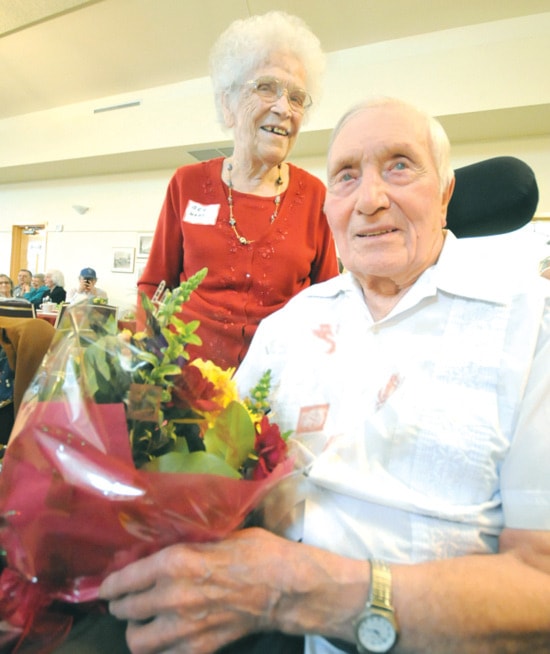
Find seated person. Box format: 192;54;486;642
0;316;55;443
12;269;32;299
96;98;550;654
0;274;14;298
0;286;34;313
44;269;67;304
67;267;108;305
0;343;15;442
24;273;50;308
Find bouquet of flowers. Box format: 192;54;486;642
0;268;292;652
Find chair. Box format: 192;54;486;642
0;300;36;319
0;298;36;318
0;316;55;443
447;156;539;238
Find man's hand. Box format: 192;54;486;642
99;529;294;654
99;527;370;654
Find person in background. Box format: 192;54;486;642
0;275;14;298
24;273;49;308
67;267;108;304
138;11;338;371
12;269;32;298
539;254;550;280
44;269;67;304
100;98;550;654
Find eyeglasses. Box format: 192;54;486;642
245;76;312;113
0;281;11;285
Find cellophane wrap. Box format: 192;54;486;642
0;306;294;652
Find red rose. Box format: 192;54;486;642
252;416;288;480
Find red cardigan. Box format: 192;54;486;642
138;157;338;369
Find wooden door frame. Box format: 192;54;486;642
10;224;46;280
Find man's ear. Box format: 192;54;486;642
441;175;456;228
221;92;235;128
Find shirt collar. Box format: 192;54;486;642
310;231;511;309
433;231;509;304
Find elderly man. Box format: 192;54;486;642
99;98;550;654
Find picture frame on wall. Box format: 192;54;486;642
112;247;135;273
137;233;153;258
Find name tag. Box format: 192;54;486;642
183;200;220;225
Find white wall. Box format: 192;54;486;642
0;170;172;312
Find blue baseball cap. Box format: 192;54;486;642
80;267;97;279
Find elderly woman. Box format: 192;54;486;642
24;273;49;308
138;11;339;370
44;269;67;304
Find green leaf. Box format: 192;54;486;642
173;436;191;454
203;401;255;471
153;364;184;380
136;350;162;367
143;450;241;478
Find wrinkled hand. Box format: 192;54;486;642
99;528;301;654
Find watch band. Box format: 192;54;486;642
369;559;393;611
326;559;396;653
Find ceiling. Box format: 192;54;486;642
1;0;549;181
2;0;550;119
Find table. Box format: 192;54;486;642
36;311;58;326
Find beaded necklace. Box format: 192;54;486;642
226;161;283;245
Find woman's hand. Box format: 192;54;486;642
99;527;370;654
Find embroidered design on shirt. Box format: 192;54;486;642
312;323;337;353
375;373;402;411
296;404;329;433
183;200;220;225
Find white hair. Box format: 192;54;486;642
328;96;454;193
46;269;65;287
209;11;325;126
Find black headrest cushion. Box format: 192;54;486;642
446;156;539;238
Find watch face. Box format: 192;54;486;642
357;613;397;653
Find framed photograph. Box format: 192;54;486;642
137;233;153;258
112;247;135;273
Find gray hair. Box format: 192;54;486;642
46;269;65;287
328;97;454;193
209;11;325;125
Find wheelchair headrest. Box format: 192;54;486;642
446;156;539;238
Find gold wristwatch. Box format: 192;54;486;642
354;559;398;653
